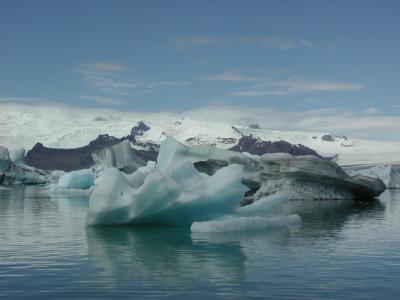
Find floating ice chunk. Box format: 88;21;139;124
58;169;94;190
87;161;248;225
0;146;12;172
137;160;156;176
1;145;52;185
92;140;145;174
158;137;385;202
9;148;25;165
48;182;93;195
237;191;301;216
344;164;400;189
191;215;301;233
156;136;244;172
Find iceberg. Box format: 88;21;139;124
9;148;25;165
0;146;12;172
87;137;385;227
92;140;145;173
343;164;400;189
158;137;385;202
58;168;95;190
0;145;56;185
87;160;247;225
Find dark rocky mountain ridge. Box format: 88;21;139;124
25;121;322;171
229;135;321;157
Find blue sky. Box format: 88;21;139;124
0;0;399;113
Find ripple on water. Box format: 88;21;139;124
1;187;400;299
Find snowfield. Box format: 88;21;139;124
0;103;399;166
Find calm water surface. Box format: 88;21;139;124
1;186;400;299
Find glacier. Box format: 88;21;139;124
86;137;385;227
1;103;399;166
0;145;59;185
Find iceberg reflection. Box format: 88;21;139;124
86;226;246;287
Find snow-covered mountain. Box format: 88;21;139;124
1;103;399;166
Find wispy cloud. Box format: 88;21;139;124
158;80;191;86
74;63;190;95
242;36;313;50
231;90;267;97
231;78;364;97
170;35;315;51
79;96;125;105
0;96;47;103
303;98;321;103
205;71;258;82
171;36;221;50
75;63;151;95
80;63;125;73
363;107;380;115
203;71;363;97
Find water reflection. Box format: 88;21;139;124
86;226;246;288
85;197;386;292
1;186;398;299
272;198;385;239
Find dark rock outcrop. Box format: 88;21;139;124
26;135;128;171
25;132;159;171
130;121;150;141
321;134;349;142
321;134;335;142
131;141;160;162
229;136;321;157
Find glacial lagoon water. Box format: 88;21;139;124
1;186;400;299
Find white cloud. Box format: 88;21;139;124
205;72;258;82
299;40;314;48
230;90;267;97
242;36;312;50
172;36;221;50
170;35;314;51
80;63;125;73
158;80;191;86
0;96;47;103
303;98;320;103
74;63;190;95
79;96;125;105
232;78;364;97
75;63;149;94
203;70;363;97
363;107;380;115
